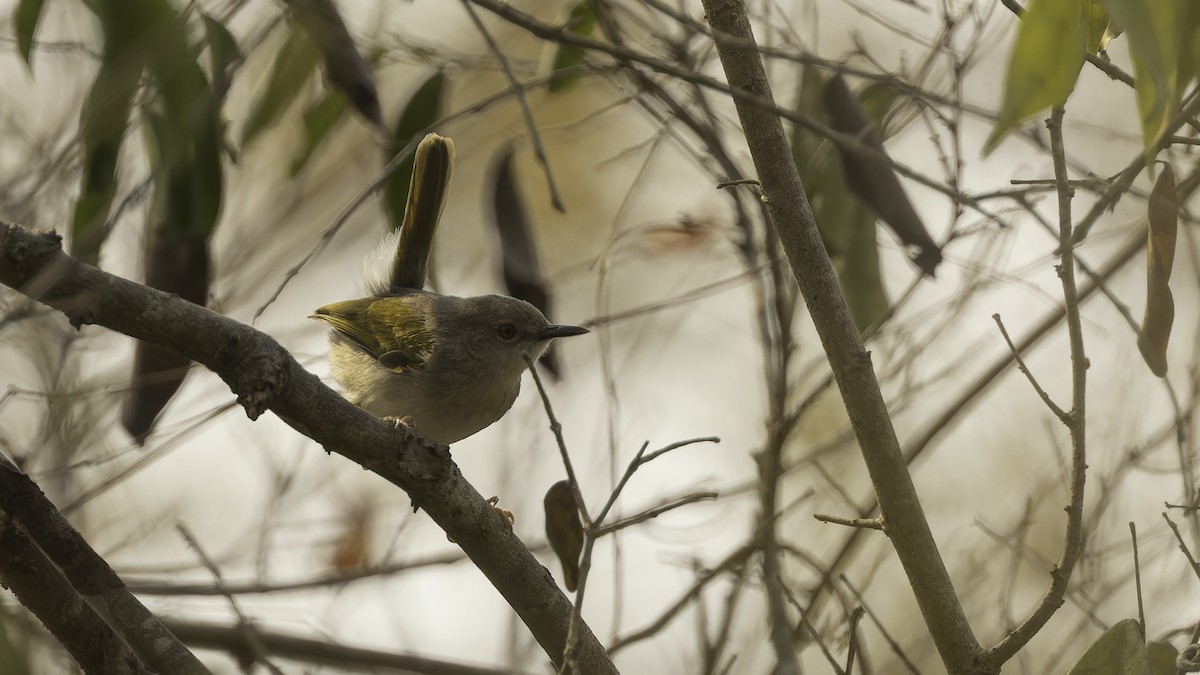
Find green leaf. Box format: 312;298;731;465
290;90;349;176
289;0;381;128
839;202;890;331
72;54;143;265
857;82;902;135
384;72;445;232
13;0;45;71
202;13;243;96
1101;0;1186;157
547;1;597;93
789;67;890;331
984;0;1086;154
1147;641;1180;675
241;24;321;147
1066;619;1150;674
1082;0;1113;53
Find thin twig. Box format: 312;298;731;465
992;313;1068;422
987;105;1091;666
609;545;755;655
698;0;983;669
842;576;922;674
813;514;885;531
594;491;719;536
460;0;564;211
798;612;846;675
845;606;866;675
523;353;589;673
524;354;590;522
178;525;284;675
1162;512;1200;582
1130;522;1145;637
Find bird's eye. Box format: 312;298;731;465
497;323;518;341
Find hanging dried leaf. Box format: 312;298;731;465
790;67;890;332
1137;163;1177;377
825;74;941;277
123;230;210;443
490;145;560;375
544;480;583;591
286;0;382;129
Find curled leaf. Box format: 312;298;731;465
1137;163;1177;377
544;480;583;591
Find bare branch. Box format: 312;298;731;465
0;223;616;675
992;313;1068;422
813;514;885;531
697;1;982;670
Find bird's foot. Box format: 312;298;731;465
382;415;417;433
487;496;515;531
383;415;443;455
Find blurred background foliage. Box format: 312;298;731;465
1;0;1200;672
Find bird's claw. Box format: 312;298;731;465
488;496;515;531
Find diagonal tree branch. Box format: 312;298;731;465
0;222;617;675
0;456;207;674
696;1;986;672
0;511;152;675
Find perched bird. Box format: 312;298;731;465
311;134;587;444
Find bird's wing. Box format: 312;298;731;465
311;297;434;373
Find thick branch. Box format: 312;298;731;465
0;223;616;675
697;2;985;672
0;516;151;674
0;458;206;673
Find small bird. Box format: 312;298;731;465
311;134;587;444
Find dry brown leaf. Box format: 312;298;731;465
1137;163;1178;377
543;480;583;591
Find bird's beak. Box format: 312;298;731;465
539;324;589;340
